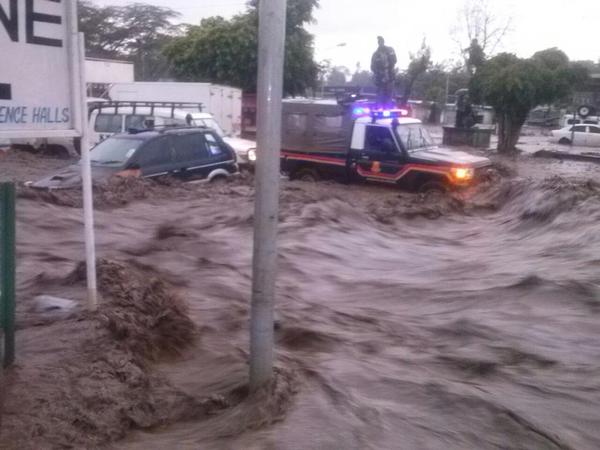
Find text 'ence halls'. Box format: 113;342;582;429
0;106;70;124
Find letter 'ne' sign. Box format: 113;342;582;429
0;0;83;137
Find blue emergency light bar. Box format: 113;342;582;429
352;107;410;119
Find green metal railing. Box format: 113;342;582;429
0;182;15;368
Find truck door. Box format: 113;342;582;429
355;125;404;181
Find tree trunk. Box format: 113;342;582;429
497;113;524;154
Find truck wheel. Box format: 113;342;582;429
419;181;448;194
294;168;320;182
558;137;571;145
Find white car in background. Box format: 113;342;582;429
551;124;600;147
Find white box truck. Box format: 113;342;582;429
108;82;243;137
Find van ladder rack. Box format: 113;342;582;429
88;101;204;118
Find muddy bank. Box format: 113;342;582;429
2;149;600;449
1;259;203;448
2;258;297;448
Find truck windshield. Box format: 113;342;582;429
396;124;435;152
193;117;225;137
90;137;144;166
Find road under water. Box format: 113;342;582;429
3;154;600;449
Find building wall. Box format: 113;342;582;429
85;58;135;84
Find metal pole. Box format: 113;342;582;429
68;0;97;310
78;32;98;310
1;183;16;368
571;111;576;146
250;0;287;390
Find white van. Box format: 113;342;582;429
10;98;108;157
11;101;256;166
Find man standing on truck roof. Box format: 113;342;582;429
371;36;397;106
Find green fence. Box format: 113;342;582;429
0;182;15;368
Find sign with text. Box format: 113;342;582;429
0;0;82;138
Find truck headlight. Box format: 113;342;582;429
247;148;257;162
451;167;474;181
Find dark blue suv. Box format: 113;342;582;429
32;127;238;189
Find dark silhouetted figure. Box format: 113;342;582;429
455;89;477;129
371;36;397;105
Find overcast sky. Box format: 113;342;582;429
96;0;600;70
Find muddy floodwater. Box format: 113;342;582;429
1;148;600;449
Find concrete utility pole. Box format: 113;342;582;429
249;0;287;390
68;1;98;310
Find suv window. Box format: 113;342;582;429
571;125;587;132
136;137;171;167
365;126;396;152
95;114;123;133
125;115;147;129
172;133;209;163
204;132;225;156
90;137;144;165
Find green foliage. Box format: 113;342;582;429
409;65;470;104
350;70;375;88
396;40;432;101
165;15;258;90
466;39;485;75
326;66;350;86
471;49;583;117
165;0;320;95
78;1;183;80
470;48;588;152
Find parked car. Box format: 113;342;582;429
551;124;600;147
89;103;257;167
30;127;238;189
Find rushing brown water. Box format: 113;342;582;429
2;151;600;449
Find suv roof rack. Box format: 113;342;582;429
89;101;204;118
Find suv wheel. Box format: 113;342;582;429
209;175;228;185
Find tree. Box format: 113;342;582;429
397;40;432;102
350;70;374;88
466;38;485;75
326;66;350;86
452;0;511;67
471;48;586;153
165;0;320;95
78;1;183;80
